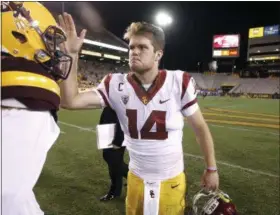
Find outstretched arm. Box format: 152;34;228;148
58;12;103;109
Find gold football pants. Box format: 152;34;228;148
126;171;186;215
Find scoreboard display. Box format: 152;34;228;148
212;34;240;58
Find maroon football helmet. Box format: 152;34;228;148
192;189;238;215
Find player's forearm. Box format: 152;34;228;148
195;123;217;168
60;53;79;108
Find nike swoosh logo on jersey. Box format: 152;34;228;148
171;184;180;189
159;99;170;104
147;182;156;185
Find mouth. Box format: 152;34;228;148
131;58;140;62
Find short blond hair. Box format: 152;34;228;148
123;22;165;51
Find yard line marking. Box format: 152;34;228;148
58;121;96;132
221;105;242;108
202;103;243;109
184;153;279;178
205;119;279;129
58;121;279;178
184;122;279;136
208;108;279;118
203;112;279;123
61;130;65;134
208;124;279;136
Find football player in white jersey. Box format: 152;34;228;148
59;13;219;215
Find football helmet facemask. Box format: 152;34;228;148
192;189;238;215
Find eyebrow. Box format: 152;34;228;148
129;43;149;49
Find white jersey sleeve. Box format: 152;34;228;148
95;73;113;108
176;71;199;117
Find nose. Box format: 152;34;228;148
130;48;140;56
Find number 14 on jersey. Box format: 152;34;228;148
126;109;168;140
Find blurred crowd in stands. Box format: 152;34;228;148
77;59;279;99
78;59;129;89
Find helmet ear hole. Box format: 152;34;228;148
12;31;27;43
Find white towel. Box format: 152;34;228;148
143;180;161;215
96;123;115;149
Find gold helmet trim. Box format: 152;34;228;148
2;71;60;96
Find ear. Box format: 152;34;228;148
155;50;163;62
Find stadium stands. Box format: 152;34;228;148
77;59;129;89
189;72;280;95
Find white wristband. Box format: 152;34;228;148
206;167;217;171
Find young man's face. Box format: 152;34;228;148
128;34;162;74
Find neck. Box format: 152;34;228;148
133;67;159;84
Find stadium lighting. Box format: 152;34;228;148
83;38;128;53
81;50;102;57
155;12;172;27
104;54;121;60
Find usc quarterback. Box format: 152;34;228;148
1;2;73;214
59;13;219;215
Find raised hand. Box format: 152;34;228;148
58;12;87;55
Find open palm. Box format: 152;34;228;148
58;13;87;55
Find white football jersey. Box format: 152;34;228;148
96;70;198;180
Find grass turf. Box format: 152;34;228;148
35;97;279;215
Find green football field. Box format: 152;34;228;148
35;97;279;215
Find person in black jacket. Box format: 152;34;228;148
99;106;129;201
